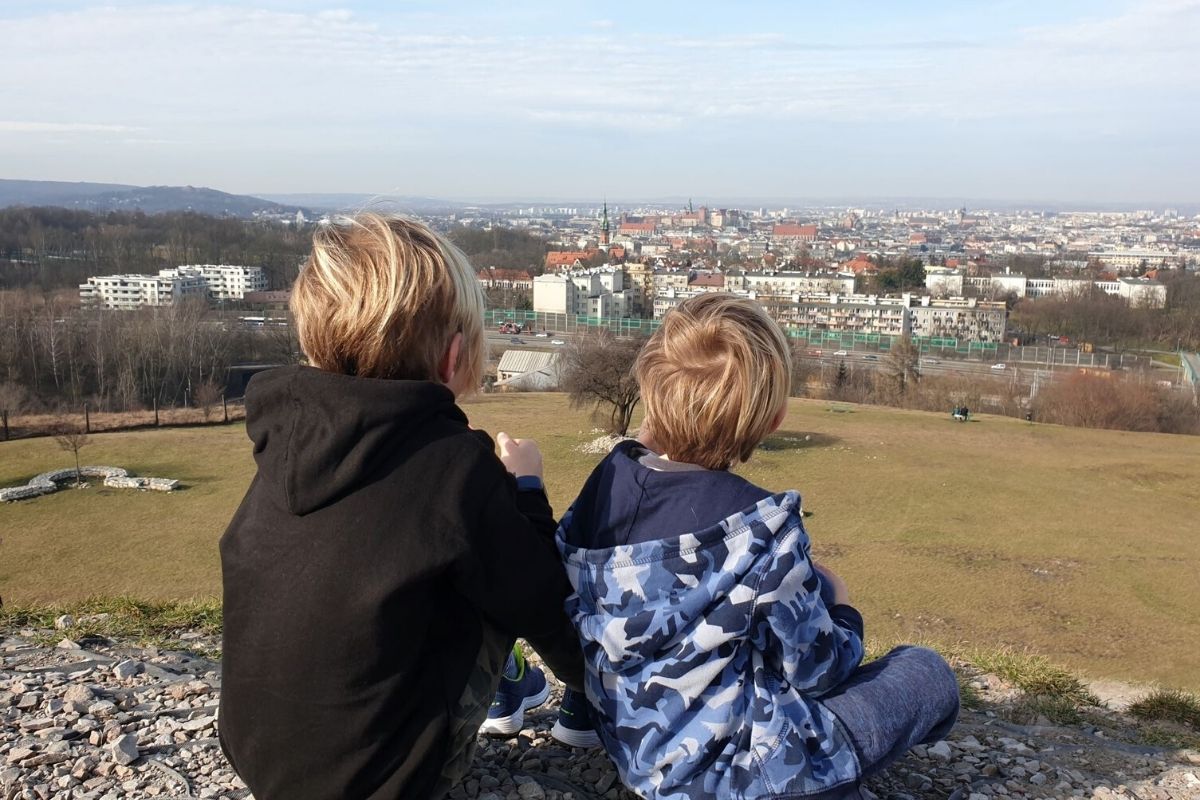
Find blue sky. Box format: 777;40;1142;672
1;1;1196;203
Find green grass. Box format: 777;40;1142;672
2;393;1199;691
965;648;1098;706
0;597;223;654
1129;689;1200;729
1151;352;1182;368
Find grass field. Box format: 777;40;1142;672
2;393;1198;690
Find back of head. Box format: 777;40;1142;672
290;213;484;388
636;293;791;470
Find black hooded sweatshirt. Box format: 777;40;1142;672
219;366;583;800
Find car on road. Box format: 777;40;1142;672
834;350;848;357
991;362;1007;370
550;339;565;345
534;332;549;337
922;357;939;364
864;355;878;361
806;349;822;356
509;337;523;344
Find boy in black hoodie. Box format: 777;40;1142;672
219;214;583;800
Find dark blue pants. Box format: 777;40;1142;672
815;645;960;798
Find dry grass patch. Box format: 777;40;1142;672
3;393;1198;692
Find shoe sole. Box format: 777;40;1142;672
478;683;551;736
549;720;601;748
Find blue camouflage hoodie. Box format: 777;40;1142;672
557;441;866;799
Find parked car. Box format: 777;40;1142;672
550;339;565;346
834;350;848;357
991;362;1007;370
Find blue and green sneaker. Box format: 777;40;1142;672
550;687;601;748
479;647;550;736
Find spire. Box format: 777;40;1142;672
600;199;610;245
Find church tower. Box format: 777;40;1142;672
600;200;611;246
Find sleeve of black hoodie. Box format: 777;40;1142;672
453;449;585;690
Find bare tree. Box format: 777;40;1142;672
884;336;921;399
560;330;645;436
52;415;90;486
194;380;223;421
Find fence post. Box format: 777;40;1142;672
2;410;7;442
154;398;160;427
222;395;229;423
84;403;90;433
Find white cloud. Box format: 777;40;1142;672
0;121;139;133
0;1;1194;197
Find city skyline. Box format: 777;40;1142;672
1;0;1197;204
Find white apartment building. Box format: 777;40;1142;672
1087;249;1179;270
732;271;856;295
80;264;268;309
171;264;268;301
909;296;1007;342
79;273;207;309
653;288;1007;342
533;266;631;318
927;268;1165;307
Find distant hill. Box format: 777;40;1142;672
0;179;312;219
257;192;471;213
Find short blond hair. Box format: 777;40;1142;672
636;293;791;470
290;213;484;388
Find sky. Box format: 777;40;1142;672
0;0;1197;204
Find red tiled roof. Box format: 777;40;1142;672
843;256;877;275
773;223;818;238
619;221;657;234
544;250;596;268
688;273;725;288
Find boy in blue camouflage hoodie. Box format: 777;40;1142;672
556;294;959;800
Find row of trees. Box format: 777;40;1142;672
558;332;1198;438
0;289;294;414
0;207;313;292
1009;273;1200;350
444;225;549;272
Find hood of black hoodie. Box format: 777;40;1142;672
244;365;464;516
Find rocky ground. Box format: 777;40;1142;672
2;622;1198;800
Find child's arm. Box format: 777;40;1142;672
450;433;584;687
751;525;864;697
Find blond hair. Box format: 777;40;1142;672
290;213;485;389
636;293;791;470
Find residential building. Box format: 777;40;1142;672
172;265;268;301
533;266;631;318
80;272;207;309
772;223;818;242
651;288;1007;342
736;271;855;296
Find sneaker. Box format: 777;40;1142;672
550;688;601;748
479;649;550;736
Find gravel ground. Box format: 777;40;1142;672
3;625;1198;800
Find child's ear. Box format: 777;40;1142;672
438;331;463;385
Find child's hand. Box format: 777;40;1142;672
812;561;851;606
497;432;543;479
